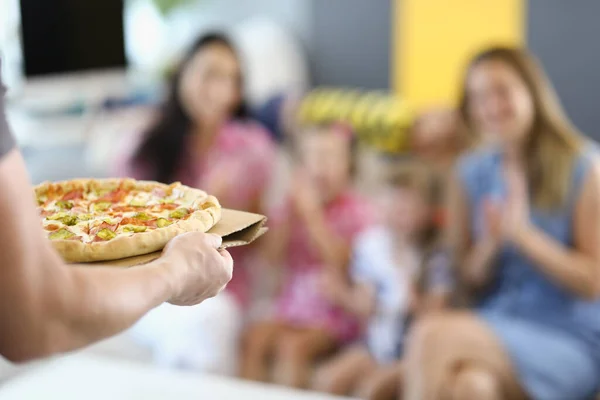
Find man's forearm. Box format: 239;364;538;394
60;258;176;348
0;249;176;362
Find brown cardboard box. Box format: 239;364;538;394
95;209;267;267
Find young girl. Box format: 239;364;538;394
312;162;453;400
241;123;374;388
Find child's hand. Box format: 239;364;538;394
503;162;530;240
482;198;503;243
407;285;420;314
482;163;530;243
291;171;321;220
319;269;349;306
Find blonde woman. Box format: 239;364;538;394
404;47;600;400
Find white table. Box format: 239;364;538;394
0;354;354;400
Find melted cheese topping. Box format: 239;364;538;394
40;182;204;243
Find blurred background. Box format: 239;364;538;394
2;0;598;184
0;0;600;182
1;1;600;399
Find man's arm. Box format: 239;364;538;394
0;151;232;362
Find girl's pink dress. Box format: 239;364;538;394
272;191;374;342
115;120;276;305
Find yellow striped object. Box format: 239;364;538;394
298;88;413;153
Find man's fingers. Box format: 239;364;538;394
218;249;234;267
204;233;223;249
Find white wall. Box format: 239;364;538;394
126;0;311;73
0;0;23;88
125;0;313;105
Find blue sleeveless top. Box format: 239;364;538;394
458;145;600;358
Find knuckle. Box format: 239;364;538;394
221;267;233;283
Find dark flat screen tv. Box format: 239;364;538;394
20;0;127;77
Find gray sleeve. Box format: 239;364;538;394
0;60;16;159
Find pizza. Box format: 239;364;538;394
34;178;221;263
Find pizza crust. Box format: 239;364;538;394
36;179;222;262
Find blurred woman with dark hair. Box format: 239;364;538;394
123;33;273;212
404;47;600;400
115;32;275;375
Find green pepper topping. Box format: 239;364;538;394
157;218;173;228
169;208;189;219
93;202;111;212
133;212;152;221
123;225;147;233
47;212;68;221
49;229;75;240
130;198;147;207
56;200;73;210
92;188;111;197
61;215;78;226
97;228;117;241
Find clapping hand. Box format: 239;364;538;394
483;161;530;243
319;269;350;306
291;170;321;221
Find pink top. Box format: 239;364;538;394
114;120;276;305
272;191;375;342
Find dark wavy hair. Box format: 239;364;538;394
132;32;248;184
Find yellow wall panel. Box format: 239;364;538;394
395;0;525;110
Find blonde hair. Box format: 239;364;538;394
386;162;440;205
385;161;441;248
386;162;446;297
459;47;583;209
410;107;473;156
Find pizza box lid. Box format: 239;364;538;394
96;209;267;268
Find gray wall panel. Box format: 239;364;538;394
310;0;392;89
528;0;600;140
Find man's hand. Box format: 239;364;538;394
163;233;233;306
